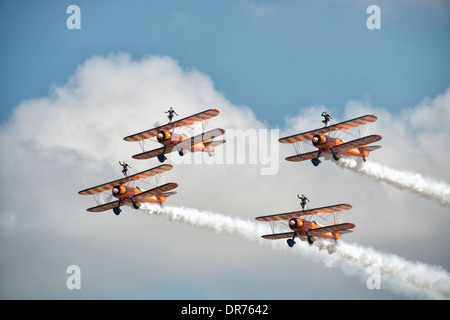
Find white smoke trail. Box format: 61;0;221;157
335;158;450;207
140;203;450;299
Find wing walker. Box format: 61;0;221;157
279;114;382;166
79;108;225;215
256;203;355;247
256;112;382;246
123;108;226;163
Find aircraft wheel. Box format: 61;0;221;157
287;239;296;248
131;199;140;210
113;207;121;216
332;152;340;161
157;154;166;163
178;150;184;156
311;158;321;166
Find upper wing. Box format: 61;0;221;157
285;150;319;162
131;145;176;160
279;114;378;144
255;204;352;222
87;200;120;213
177;128;226;149
308;223;355;237
261;232;295;240
78;164;173;195
123;109;220;142
333;135;382;153
132;182;178;201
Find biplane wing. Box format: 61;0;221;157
308;223;355;237
255;204;352;222
261;232;295;240
176;128;226;150
285;150;319;162
78;164;173;195
359;145;382;153
123;109;220;142
333;135;382;153
206;140;226;148
132;145;176;160
87;200;121;213
279;114;378;144
131;183;178;201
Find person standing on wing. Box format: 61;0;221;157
297;194;310;210
321;111;332;126
119;161;131;177
165;107;179;123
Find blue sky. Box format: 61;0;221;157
1;0;449;125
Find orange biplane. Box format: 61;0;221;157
123;109;226;163
279;114;382;166
78;164;177;215
256;204;355;247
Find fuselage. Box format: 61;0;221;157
112;185;166;208
157;130;215;153
289;217;340;242
311;134;369;158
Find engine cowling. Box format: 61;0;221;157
289;218;303;228
112;185;127;197
157;130;172;143
312;134;327;146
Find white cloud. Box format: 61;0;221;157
1;53;449;299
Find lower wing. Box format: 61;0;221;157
285;150;319;162
261;232;295;240
132;145;175;160
87;200;120;212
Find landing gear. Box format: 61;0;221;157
311;158;321;166
330;148;340;161
157;145;168;163
178;149;185;156
113;206;122;216
306;232;314;245
131;198;140;209
287;238;296;248
157;154;167;163
287;234;296;248
311;150;322;166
